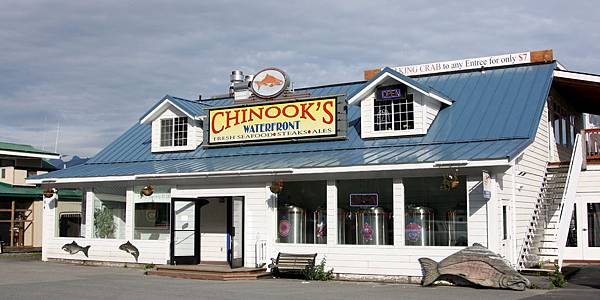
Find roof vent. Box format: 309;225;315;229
229;70;253;100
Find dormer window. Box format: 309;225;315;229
160;117;188;147
374;93;414;131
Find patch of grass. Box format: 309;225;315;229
144;263;155;270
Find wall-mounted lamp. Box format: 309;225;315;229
141;185;154;197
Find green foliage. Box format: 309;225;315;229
144;263;156;270
303;258;334;281
94;206;116;238
549;264;567;288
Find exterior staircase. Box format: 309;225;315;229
519;166;568;270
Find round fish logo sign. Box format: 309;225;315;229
251;68;289;99
279;219;291;238
406;222;422;242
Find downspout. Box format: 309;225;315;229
511;158;518;266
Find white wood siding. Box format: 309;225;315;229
578;169;600;194
467;176;488;246
508;102;550;263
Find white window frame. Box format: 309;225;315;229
160;117;188;148
374;94;415;132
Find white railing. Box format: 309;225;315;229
557;134;583;270
255;239;267;268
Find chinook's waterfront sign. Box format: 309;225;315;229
207;97;342;145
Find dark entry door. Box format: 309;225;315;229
227;196;244;268
170;198;200;265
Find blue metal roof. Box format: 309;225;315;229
33;62;556;180
140;95;209;121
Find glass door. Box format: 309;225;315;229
228;196;244;268
170;198;200;265
583;198;600;260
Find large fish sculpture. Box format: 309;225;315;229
253;74;283;90
119;241;139;262
419;243;529;291
62;241;91;257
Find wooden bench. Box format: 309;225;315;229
269;252;317;277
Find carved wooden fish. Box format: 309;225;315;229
254;74;283;90
419;243;529;291
119;241;139;262
62;241;90;257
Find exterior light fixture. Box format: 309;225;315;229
141;185;154;197
269;180;284;194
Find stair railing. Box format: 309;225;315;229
556;134;583;270
516;162;549;270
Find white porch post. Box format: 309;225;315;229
42;193;57;261
393;178;404;246
85;189;94;238
327;180;337;245
125;187;134;240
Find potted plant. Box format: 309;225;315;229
94;206;116;238
441;173;460;191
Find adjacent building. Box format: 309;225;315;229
0;142;80;252
28;50;600;280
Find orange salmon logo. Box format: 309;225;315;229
253;74;284;90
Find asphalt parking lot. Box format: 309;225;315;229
0;258;598;300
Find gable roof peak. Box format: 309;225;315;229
347;67;453;106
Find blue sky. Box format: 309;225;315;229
1;1;598;157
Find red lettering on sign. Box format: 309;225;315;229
265;106;281;119
211;111;225;134
300;103;316;121
282;104;299;118
322;100;334;124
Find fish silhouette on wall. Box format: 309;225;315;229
62;241;91;257
119;241;139;262
419;243;530;291
253;74;283;90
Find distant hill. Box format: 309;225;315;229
48;155;89;170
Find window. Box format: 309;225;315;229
1;168;4;179
27;170;37;178
92;187;126;239
276;181;327;244
374;94;414;131
566;204;577;247
502;205;508;240
337;179;393;245
160;117;188;147
55;193;85;238
134;186;171;240
404;177;467;246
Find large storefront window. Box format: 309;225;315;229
55;196;85;238
404;177;467;246
276;181;327;244
134;186;170;240
92;187;126;239
337;179;393;245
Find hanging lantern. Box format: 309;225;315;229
141;185;154;197
270;180;284;194
43;188;57;198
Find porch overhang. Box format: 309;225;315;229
553;70;600;114
26;158;510;185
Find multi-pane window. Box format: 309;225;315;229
374;94;414;131
174;117;188;146
160;117;187;147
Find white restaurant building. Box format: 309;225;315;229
29;50;600;280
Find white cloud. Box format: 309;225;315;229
0;0;598;156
